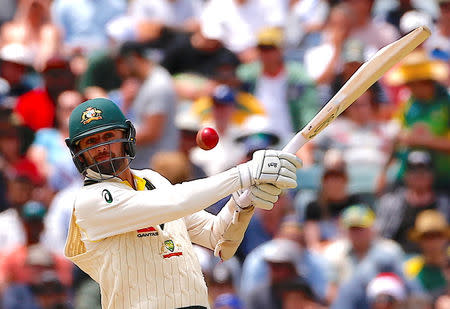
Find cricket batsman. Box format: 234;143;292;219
64;98;302;309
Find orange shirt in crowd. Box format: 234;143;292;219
0;245;72;287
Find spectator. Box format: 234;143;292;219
384;52;450;191
324;205;405;302
77;46;123;98
235;118;280;162
366;273;407;309
238;27;319;143
193;244;242;306
191;85;257;176
51;0;126;55
160;21;240;102
161;22;238;78
126;0;203;42
242;220;330;305
150;151;191;185
425;0;450;64
275;276;325;309
331;39;390;118
116;41;179;169
42;179;82;255
0;168;36;251
311;87;393;176
0;107;42;217
398;10;434;37
284;0;330;50
200;0;289;62
0;0;61;71
0;108;41;187
27;90;83;191
238;192;294;259
74;276;101;309
209;262;244;309
14;56;75;132
214;293;244;309
192;56;264;128
383;0;416;30
3;270;71;309
174;104;207;180
0;44;35;106
302;150;362;250
376;150;449;254
435;294;450;309
404;210;449;300
344;0;399;57
245;238;303;309
304;2;353;93
0;201;72;290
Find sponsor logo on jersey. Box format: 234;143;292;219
136;226;158;237
102;189;113;203
81;107;102;124
161;239;183;258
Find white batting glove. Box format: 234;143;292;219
237;150;302;190
232;184;282;210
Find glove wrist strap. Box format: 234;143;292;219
237;163;253;189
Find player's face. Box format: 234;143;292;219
79;130;126;175
405;80;435;101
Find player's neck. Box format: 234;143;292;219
120;168;136;190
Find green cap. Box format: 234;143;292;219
21;201;46;221
67;98;128;146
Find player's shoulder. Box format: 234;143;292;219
77;179;125;202
131;169;172;187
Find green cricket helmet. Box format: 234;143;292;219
65;98;136;180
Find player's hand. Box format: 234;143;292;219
237;150;302;189
232;184;282;210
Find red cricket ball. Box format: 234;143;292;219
196;127;219;150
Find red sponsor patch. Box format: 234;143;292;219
163;252;183;258
137;226;157;232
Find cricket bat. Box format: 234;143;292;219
282;26;431;154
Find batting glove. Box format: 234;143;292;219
237;150;302;190
232;184;282;210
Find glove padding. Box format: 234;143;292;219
232;184;282;210
237;150;302;189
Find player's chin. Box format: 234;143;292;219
94;159;127;175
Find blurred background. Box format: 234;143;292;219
0;0;448;308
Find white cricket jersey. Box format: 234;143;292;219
64;168;254;309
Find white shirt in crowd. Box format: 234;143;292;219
201;0;289;53
129;0;203;28
254;71;293;142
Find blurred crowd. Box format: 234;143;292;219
0;0;449;308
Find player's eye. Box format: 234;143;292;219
103;132;115;140
86;138;98;145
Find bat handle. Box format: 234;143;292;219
282;132;309;154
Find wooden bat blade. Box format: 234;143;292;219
283;26;431;153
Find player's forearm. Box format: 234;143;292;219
77;168;243;240
186;198;255;260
